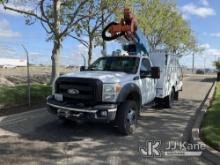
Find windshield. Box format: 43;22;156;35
88;57;140;74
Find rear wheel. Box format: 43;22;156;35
174;91;179;100
164;89;175;108
116;100;138;135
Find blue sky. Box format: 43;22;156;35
0;0;220;68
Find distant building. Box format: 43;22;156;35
0;58;27;68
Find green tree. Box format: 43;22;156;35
214;61;220;70
70;0;123;66
0;0;94;84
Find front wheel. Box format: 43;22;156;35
116;100;138;135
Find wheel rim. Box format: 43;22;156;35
126;108;136;127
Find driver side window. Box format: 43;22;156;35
140;59;151;73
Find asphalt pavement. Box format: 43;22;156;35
0;75;216;165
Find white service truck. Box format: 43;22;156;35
47;50;182;135
47;9;183;135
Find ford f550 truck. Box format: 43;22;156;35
47;9;183;135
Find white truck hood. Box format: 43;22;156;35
61;71;136;83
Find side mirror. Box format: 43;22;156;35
151;67;160;79
80;66;85;71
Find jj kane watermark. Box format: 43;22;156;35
139;139;205;158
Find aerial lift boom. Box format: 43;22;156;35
102;8;149;55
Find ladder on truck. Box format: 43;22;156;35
102;8;149;56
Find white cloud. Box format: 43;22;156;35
181;3;215;18
0;31;20;37
199;44;220;56
200;0;209;6
0;19;21;38
0;44;17;58
207;48;220;56
203;32;220;37
210;32;220;37
200;43;210;49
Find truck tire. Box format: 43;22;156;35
174;91;179;100
164;89;175;108
116;100;138;135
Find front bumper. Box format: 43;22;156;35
46;96;117;122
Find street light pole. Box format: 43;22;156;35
22;45;31;107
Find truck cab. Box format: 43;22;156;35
47;55;160;135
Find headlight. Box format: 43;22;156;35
102;83;122;102
103;84;115;93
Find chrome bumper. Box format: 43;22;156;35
46;96;117;122
47;102;117;113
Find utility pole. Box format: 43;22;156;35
22;45;31;107
192;52;195;74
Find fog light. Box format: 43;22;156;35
100;111;108;117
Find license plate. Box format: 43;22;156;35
54;93;63;102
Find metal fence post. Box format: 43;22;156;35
22;45;31;107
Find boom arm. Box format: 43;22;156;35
102;8;149;55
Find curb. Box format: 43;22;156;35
191;81;220;165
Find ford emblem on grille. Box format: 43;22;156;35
67;89;80;95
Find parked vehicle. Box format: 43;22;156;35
196;69;205;74
47;8;183;135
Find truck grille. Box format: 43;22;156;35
55;77;103;105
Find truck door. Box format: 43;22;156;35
140;58;156;104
